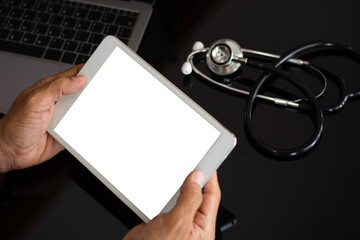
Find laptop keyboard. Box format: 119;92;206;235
0;0;139;64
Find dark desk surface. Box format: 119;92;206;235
2;0;360;239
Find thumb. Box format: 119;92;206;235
171;170;205;222
33;75;86;111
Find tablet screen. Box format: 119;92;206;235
54;47;221;220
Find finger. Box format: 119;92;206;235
58;64;85;77
30;75;86;112
122;223;145;240
170;170;205;223
32;64;84;89
195;172;221;226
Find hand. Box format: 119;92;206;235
0;65;86;173
123;171;221;240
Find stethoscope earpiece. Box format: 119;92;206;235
192;41;204;51
181;61;192;75
181;41;205;75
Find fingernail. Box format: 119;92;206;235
193;171;205;186
72;75;85;82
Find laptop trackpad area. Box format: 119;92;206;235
0;53;62;113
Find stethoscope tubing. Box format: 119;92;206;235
243;58;324;158
184;40;360;159
244;41;360;158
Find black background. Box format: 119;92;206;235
2;0;360;239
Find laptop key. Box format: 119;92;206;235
118;10;125;15
61;52;76;64
8;0;21;7
22;33;36;44
36;13;50;23
115;15;137;27
63;17;77;28
48;3;62;14
89;33;103;44
74;8;89;18
22;0;35;9
48;26;62;37
50;15;64;25
10;8;24;18
63;40;78;51
91;45;97;54
119;38;128;45
104;24;118;35
76;20;90;30
0;27;10;38
0;16;8;27
77;43;91;54
34;23;49;34
75;31;89;41
84;4;93;9
90;22;104;33
36;35;50;46
8;19;22;29
88;10;102;21
0;39;45;58
9;31;23;41
70;1;78;7
61;28;75;39
126;11;139;17
21;21;35;32
23;10;37;20
117;27;132;38
44;49;62;61
34;1;48;11
101;13;115;23
75;54;89;64
0;6;11;16
61;6;75;16
50;38;64;49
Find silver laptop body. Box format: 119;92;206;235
0;0;152;113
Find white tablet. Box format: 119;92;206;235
48;36;236;223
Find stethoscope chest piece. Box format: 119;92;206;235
206;39;243;75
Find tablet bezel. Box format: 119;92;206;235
48;36;236;223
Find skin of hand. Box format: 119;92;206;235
0;64;86;173
123;170;221;240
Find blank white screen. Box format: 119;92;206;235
54;47;221;220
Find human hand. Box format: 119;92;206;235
0;65;86;173
123;170;221;240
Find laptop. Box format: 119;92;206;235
0;0;153;113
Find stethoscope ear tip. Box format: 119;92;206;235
192;41;204;51
181;61;192;75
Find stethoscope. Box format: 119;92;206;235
182;39;360;159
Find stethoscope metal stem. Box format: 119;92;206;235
242;48;309;66
187;49;300;108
